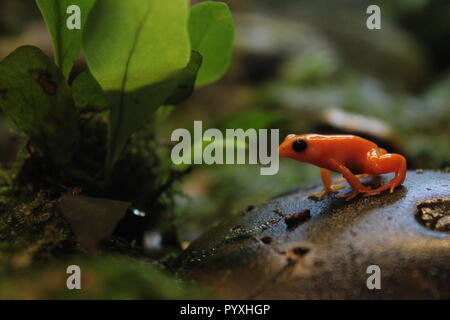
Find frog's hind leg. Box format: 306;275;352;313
308;168;345;200
363;149;407;196
335;165;373;200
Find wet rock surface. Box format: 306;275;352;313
177;171;450;299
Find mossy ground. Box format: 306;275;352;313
0;115;201;299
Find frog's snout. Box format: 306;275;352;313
279;134;298;158
278;143;289;158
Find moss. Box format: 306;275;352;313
0;114;195;298
0;187;77;270
177;216;282;272
224;217;282;243
4;114;185;242
0;180;205;299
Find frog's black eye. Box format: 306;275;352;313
292;139;307;152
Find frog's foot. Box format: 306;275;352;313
336;186;372;201
308;184;345;201
363;181;399;197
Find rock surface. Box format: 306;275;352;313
177;171;450;299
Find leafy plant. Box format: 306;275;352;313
189;1;234;87
0;0;234;172
0;46;80;165
35;0;95;79
0;0;234;253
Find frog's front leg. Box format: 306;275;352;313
362;148;407;196
308;168;345;200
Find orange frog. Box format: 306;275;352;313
278;134;407;200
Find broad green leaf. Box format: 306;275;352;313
189;1;234;87
108;79;177;168
71;69;109;111
165;50;203;105
36;0;95;79
0;46;80;165
83;0;190;92
83;0;191;169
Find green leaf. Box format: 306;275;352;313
0;46;80;165
189;1;234;87
83;0;190;92
83;0;191;169
71;69;109;111
35;0;95;79
165;50;203;105
155;105;175;123
108;79;177;168
60;195;130;251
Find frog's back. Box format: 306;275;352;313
308;134;377;152
307;134;378;173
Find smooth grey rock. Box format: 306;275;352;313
177;171;450;299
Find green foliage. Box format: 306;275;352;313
165;50;203;105
0;46;80;165
83;0;191;168
189;1;234;87
1;1;235;170
35;0;95;79
71;69;109;111
106;80;178;169
83;0;191;92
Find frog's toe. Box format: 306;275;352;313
330;184;346;192
363;191;381;197
389;184;398;193
336;190;360;201
363;182;399;196
308;184;346;201
308;190;327;201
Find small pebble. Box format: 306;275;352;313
285;209;311;230
435;216;450;232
